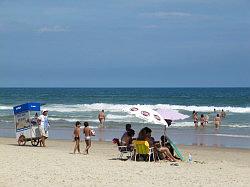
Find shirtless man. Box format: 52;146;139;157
214;114;221;129
83;122;92;154
98;110;105;128
73;121;81;154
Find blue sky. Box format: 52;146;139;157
0;0;250;87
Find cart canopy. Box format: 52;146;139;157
13;103;41;114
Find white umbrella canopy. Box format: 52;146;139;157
156;109;189;121
125;106;167;126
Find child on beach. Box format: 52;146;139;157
73;121;81;154
83;122;92;154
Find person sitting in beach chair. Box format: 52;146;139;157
121;124;134;142
112;128;135;160
121;129;135;150
134;127;155;161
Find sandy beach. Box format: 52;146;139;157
0;137;250;186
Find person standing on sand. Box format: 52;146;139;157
214;114;221;129
83;122;92;154
38;109;50;147
73;121;81;154
98;110;105;128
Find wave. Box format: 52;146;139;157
0;105;12;110
1;103;250;113
45;103;250;114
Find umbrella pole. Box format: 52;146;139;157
163;125;167;145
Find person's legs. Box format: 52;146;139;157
194;121;198;128
85;140;91;154
160;147;176;162
77;139;80;153
41;136;46;147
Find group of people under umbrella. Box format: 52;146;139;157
113;107;189;162
113;124;178;162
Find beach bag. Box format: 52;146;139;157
90;129;95;136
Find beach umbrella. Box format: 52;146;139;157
125;106;185;160
126;106;167;126
156;109;189;121
125;105;168;137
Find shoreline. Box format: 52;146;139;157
2;136;250;151
1;125;250;149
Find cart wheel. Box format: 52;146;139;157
18;135;26;146
31;138;39;146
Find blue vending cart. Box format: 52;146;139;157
13;103;41;146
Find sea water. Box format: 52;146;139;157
0;88;250;148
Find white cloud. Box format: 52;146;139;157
37;25;69;33
141;11;191;19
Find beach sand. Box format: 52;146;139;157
0;137;250;187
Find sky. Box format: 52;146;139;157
0;0;250;87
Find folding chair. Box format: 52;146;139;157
133;140;155;162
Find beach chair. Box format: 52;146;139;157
117;145;132;160
113;138;132;160
133;140;155;162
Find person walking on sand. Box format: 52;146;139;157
73;121;81;154
214;114;221;129
98;110;105;128
38;109;50;147
83;122;92;154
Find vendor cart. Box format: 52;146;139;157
13;102;41;146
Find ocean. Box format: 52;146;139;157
0;88;250;148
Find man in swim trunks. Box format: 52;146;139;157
98;110;105;128
214;114;221;129
73;121;81;154
83;122;92;154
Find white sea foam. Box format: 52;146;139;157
1;103;250;113
44;103;250;114
0;105;12;110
